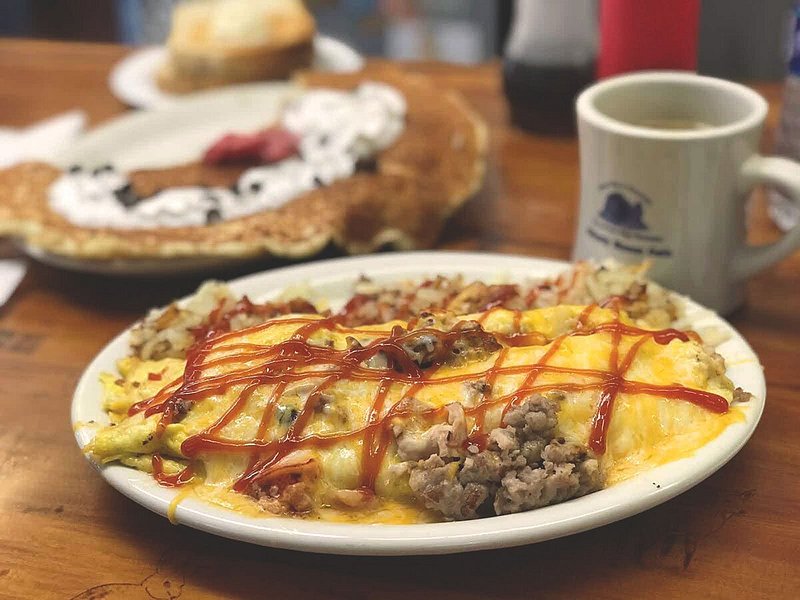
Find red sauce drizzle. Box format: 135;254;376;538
359;378;393;489
135;305;729;490
152;454;194;487
468;347;508;447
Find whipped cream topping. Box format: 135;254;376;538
48;83;406;230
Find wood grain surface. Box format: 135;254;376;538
0;40;798;600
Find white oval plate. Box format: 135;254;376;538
109;36;364;109
71;252;766;555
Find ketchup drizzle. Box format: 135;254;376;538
152;454;194;487
133;305;729;490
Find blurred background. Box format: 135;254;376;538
0;0;794;80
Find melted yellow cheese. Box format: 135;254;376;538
87;305;744;520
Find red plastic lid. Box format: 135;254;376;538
597;0;700;79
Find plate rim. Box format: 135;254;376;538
109;35;365;109
39;80;299;275
18;240;252;276
71;251;766;555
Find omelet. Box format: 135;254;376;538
85;303;746;522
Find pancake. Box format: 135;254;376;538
0;63;487;260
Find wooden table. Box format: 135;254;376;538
0;40;797;599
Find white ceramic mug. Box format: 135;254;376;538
574;71;800;314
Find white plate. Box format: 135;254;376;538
18;241;252;277
58;81;299;172
28;81;301;275
71;252;766;555
109;36;364;109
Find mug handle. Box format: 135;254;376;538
733;155;800;281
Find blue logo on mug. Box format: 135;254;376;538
585;182;671;258
599;190;648;230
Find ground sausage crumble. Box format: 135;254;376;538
404;395;603;520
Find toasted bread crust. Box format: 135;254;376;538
157;41;314;94
157;0;316;94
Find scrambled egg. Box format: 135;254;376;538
85;305;744;521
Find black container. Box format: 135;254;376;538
502;0;598;136
503;59;594;136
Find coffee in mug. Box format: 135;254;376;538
626;118;712;131
574;71;800;314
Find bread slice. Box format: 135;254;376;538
157;0;315;94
